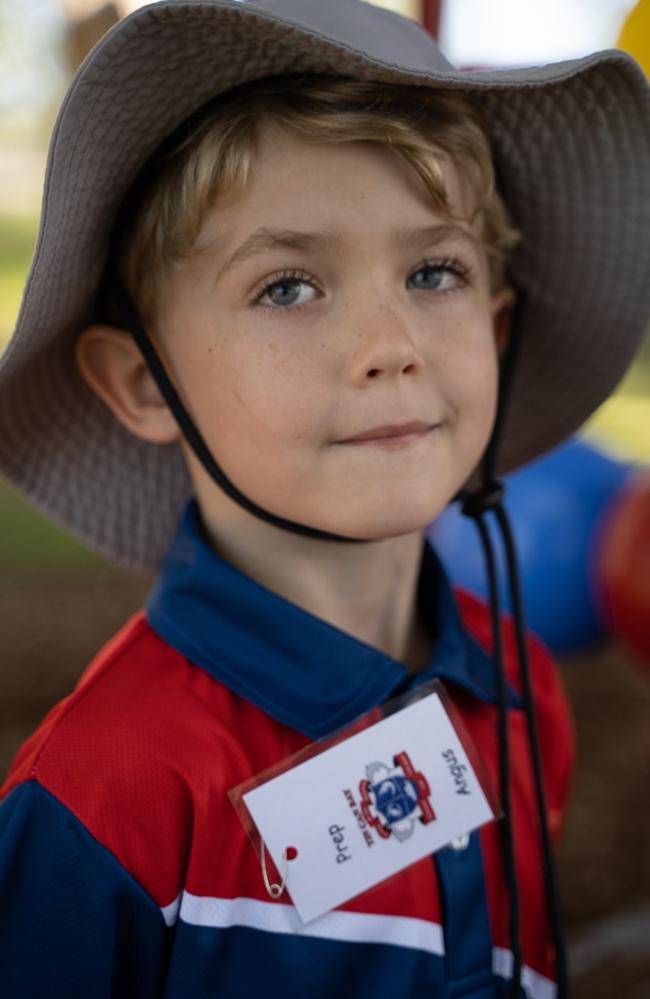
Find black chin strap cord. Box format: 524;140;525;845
103;275;568;996
458;483;568;998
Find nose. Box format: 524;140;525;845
346;298;423;387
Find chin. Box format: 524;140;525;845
322;498;452;541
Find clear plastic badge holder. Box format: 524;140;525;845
228;678;500;924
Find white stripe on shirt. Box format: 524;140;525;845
163;890;444;956
161;892;556;997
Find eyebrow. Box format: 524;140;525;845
211;222;482;285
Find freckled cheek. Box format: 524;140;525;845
438;336;499;424
201;341;333;443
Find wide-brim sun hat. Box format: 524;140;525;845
1;0;649;571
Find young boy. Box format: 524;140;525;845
1;1;648;996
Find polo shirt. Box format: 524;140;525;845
0;499;574;998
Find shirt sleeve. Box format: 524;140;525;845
0;780;171;999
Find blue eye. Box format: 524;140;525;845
408;258;470;292
256;272;318;311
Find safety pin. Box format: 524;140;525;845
260;840;289;900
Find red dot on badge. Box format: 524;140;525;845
286;846;298;861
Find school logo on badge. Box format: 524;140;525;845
359;751;435;842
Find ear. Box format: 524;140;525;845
75;325;181;445
490;285;516;358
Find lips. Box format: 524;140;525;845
336;421;437;443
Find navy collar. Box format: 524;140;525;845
146;500;521;739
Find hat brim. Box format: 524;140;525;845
1;0;649;569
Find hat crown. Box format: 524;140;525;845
235;0;455;75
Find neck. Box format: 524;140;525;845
198;504;433;673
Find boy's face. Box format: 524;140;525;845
129;126;513;539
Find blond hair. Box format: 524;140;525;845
116;73;521;327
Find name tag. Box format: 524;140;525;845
229;680;497;923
